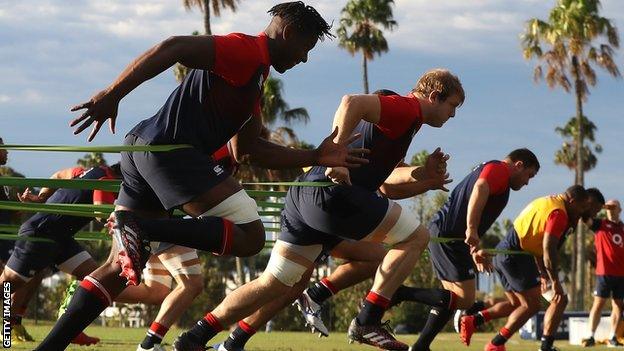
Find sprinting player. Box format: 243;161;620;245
0;136;40;343
172;69;463;351
4;164;205;350
583;199;624;348
0;164;120;345
457;188;605;349
481;186;591;351
413;148;540;350
40;3;368;349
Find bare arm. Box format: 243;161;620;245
331;94;381;143
465;179;490;249
71;35;217;141
230;116;368;169
19;167;78;203
542;234;561;283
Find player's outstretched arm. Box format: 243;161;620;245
70;35;217;141
231;117;369;170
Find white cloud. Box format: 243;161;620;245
0;95;11;103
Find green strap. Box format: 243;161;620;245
0;177;289;198
0;177;120;192
242;182;333;187
0;144;193;153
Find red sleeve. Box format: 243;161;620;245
93;176;117;204
376;95;421;139
71;167;85;178
213;33;266;87
544;209;568;239
478;163;510;195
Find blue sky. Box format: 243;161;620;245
1;0;623;221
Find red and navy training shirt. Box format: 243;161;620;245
432;161;511;239
303;93;423;191
130;33;271;154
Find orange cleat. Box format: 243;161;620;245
460;314;476;346
484;342;506;351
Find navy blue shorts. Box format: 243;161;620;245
428;224;475;282
0;240;15;262
278;184;389;247
6;231;87;278
594;275;624;299
117;134;230;211
493;250;540;293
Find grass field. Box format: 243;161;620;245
7;322;612;350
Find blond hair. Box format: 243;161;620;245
412;69;465;104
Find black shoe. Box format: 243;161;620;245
582;336;595;347
173;332;208;351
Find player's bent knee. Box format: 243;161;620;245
383;207;424;247
265;241;319;287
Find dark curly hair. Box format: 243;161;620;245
268;2;334;41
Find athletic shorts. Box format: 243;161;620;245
278;184;390;247
594;275;624;299
117;134;230;211
6;230;88;279
493;248;540;293
0;239;15;262
428;223;475;282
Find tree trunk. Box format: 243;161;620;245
203;0;211;35
572;55;586;310
235;257;245;286
362;54;369;94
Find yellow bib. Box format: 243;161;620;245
513;195;567;256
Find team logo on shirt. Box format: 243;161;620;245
611;233;623;247
213;165;224;176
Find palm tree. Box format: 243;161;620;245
337;0;397;94
182;0;239;35
175;0;240;82
76;152;107;168
554;115;602;171
521;0;620;309
236;76;310;186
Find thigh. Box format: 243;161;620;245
441;279;476;302
264;240;320;287
330;240;386;262
6;236;58;279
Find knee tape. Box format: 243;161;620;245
143;261;174;288
58;251;92;275
161;250;202;276
200;189;260;224
265;241;321;287
384;202;421;245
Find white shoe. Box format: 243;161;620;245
293;290;330;337
137;344;167;351
453;309;465;333
213;342;245;351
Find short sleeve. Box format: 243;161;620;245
478;163;511;195
544;209;569;239
376;95;421;139
213;33;266;87
71;167;85;178
93;176;117;204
